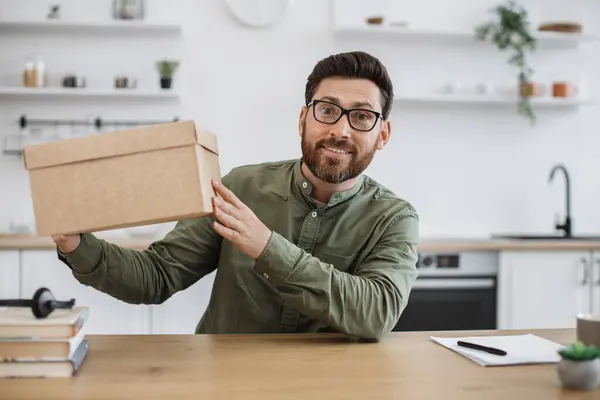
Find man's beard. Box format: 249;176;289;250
301;121;378;184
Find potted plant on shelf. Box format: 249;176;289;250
47;5;60;20
156;60;179;90
557;341;600;390
474;0;537;124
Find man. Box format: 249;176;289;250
53;51;419;341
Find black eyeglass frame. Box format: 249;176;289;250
306;99;383;132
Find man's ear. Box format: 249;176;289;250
377;120;391;150
298;106;307;137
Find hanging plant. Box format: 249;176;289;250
475;0;537;124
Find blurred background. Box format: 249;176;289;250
1;0;597;238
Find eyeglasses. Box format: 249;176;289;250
306;100;382;132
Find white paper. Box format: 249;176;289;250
430;333;564;367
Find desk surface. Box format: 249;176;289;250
5;234;600;252
0;329;593;399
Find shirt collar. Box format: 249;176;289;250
292;158;364;207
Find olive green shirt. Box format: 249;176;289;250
58;158;419;340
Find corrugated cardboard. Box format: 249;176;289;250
23;120;221;236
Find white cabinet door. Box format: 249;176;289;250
589;251;600;315
151;271;215;334
20;251;151;335
498;251;592;329
0;251;20;299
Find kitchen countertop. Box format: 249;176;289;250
2;234;600;251
0;329;584;399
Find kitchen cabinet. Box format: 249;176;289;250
498;250;595;329
590;255;600;315
16;250;216;335
20;251;151;334
0;250;20;299
151;271;215;334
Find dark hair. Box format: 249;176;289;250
304;51;394;120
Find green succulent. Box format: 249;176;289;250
156;60;179;78
558;342;600;362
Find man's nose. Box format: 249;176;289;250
328;114;352;139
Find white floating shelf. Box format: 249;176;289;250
394;94;593;107
334;25;596;47
0;87;179;100
0;19;181;33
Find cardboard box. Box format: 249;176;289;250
23;120;221;236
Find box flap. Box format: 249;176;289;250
23;120;219;170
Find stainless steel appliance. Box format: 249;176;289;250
393;251;499;332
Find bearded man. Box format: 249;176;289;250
53;51;419;341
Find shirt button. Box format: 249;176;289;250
311;211;317;217
302;182;308;189
263;273;269;279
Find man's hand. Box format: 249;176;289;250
211;180;272;260
52;234;81;254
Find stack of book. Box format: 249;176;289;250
0;306;89;378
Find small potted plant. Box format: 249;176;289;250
47;5;60;20
475;0;537;124
557;341;600;390
156;60;179;90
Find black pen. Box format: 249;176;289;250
457;340;507;356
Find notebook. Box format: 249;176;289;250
430;333;564;367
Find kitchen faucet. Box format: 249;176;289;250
548;163;572;237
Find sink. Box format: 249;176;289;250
491;233;600;241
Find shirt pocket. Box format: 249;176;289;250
314;250;359;273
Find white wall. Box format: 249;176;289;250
0;0;599;238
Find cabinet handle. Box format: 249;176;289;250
596;259;600;285
581;257;589;285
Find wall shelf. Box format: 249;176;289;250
0;87;179;100
0;19;181;34
333;25;596;48
393;94;593;108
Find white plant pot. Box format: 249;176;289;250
557;358;600;390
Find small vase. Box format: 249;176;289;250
520;82;544;98
160;78;172;89
557;358;600;390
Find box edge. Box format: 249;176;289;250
23;120;206;170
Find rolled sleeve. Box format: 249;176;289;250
57;233;103;274
253;231;301;287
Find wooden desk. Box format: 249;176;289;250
0;329;594;399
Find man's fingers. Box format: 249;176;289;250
212;198;242;228
212;180;245;209
213;202;239;230
213;196;240;219
212;220;238;240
